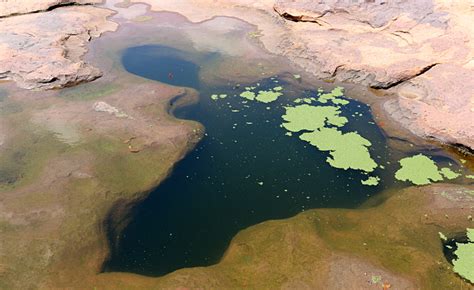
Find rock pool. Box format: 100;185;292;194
102;44;466;277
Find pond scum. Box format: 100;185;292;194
211;80;474;282
211;82;472;187
440;228;474;283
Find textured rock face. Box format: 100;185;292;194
271;0;474;149
0;5;117;90
274;0;443;28
0;0;101;17
384;64;474;149
131;0;474;150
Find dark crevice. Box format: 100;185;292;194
0;1;95;19
371;63;439;89
449;142;474;156
273;7;325;26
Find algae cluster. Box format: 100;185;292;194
361;176;380;186
210;81;472;188
300;128;377;172
394;154;465;185
282;105;347;132
281;86;379;181
451;228;474;283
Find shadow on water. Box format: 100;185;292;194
122;45;202;90
104;45;402;277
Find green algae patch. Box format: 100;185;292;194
394;154;443;185
439;232;447;241
467;228;474;241
440;167;461;180
453;243;474;283
452;228;474;283
255;90;282;103
300;127;378;172
332;98;350;105
282;105;348;132
361;176;380;186
465;175;474;179
240;91;256;101
318;86;345;104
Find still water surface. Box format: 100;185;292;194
105;44;402;276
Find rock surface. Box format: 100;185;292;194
0;0;101;17
132;0;474;150
385;64;474;149
0;4;117;90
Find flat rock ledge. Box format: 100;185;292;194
0;0;101;18
272;0;474;151
0;2;117;90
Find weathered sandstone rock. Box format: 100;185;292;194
132;0;474;150
0;0;101;17
0;5;117;90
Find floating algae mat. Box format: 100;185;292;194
441;228;474;283
104;45;468;277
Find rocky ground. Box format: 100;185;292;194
0;0;473;289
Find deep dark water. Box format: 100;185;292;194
104;45;400;277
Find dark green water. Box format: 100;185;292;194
104;45;397;276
